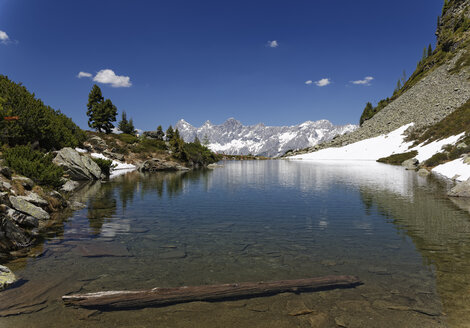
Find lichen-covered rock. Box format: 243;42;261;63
53;147;101;180
18;193;48;208
139;158;189;172
0;265;16;290
448;178;470;197
9;196;50;220
402;158;419;170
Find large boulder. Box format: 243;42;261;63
5;206;38;229
448;178;470;197
9;196;50;220
0;215;32;253
139;158;189;172
0;265;17;290
402;158;419;170
53;147;101;180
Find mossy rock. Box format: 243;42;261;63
0;265;17;290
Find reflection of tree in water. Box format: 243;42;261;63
358;185;470;328
86;184;117;235
109;169;213;207
81;169;213;234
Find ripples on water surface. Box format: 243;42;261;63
2;160;470;327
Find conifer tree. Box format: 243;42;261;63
194;135;201;145
427;44;433;57
118;111;136;135
165;125;174;141
86;84;117;134
156;125;164;140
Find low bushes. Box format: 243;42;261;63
92;157;114;177
3;145;64;188
377;151;418;165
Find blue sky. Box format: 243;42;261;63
0;0;443;130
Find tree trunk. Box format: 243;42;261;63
63;275;361;310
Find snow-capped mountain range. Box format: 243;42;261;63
175;118;357;157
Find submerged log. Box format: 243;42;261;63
62;275;361;310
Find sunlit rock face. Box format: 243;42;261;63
175;118;357;157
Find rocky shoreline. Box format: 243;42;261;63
0;133;197;290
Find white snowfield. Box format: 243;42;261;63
89;152;137;178
289;123;470;181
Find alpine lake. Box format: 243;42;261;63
1;160;470;328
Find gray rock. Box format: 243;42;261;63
103;151;125;161
53;148;102;180
0;166;12;180
0;265;17;290
9;196;50;220
88;136;107;152
448;178;470;197
418;168;430;176
61;179;80;192
139;158;190;172
1;181;12;191
0;215;32;253
12;176;34;190
0;192;11;207
464;154;470;164
402;158;419;170
18;193;48;208
457;142;468;149
5;206;38;229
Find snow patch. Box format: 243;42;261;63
90;153;136;178
432;158;470;181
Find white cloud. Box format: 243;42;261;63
315;78;331;87
93;69;132;88
0;30;10;43
267;40;279;48
305;80;313;85
77;71;92;78
351;76;374;85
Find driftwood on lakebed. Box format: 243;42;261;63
62;275;361;310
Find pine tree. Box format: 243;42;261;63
194;136;201;145
156;125;164;140
118;111;129;132
427;44;433;57
202;134;210;146
118;111;136;135
86;84;117;134
422;46;427;62
401;70;407;86
165;125;174;141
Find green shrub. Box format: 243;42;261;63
132;138;168;153
0;75;86;150
117;133;139;144
377;151;418;165
182;142;220;166
3;145;64;188
92;157;114;177
424;152;449;167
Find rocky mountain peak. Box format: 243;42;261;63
175;118;357;157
